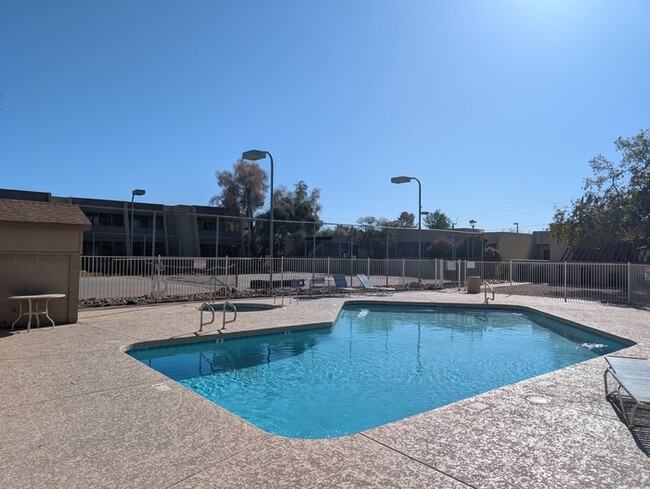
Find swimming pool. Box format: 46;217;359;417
128;303;627;439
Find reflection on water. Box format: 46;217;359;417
131;328;331;380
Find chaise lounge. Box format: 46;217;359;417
333;274;356;295
356;274;395;295
604;356;650;427
309;276;326;298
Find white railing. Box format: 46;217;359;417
79;256;650;306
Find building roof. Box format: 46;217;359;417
0;199;91;228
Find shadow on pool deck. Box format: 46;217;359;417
608;397;650;457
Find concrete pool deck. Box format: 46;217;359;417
1;291;649;488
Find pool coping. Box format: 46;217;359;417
2;291;649;488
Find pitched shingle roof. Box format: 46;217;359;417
0;199;91;228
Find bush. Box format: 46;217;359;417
484;246;502;262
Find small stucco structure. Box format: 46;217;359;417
0;200;91;329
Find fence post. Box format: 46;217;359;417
281;256;284;285
457;259;461;290
327;257;330;277
225;256;230;288
402;258;405;287
627;262;631;305
564;261;567;302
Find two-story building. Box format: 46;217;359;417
0;188;242;257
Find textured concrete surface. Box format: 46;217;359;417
1;290;649;488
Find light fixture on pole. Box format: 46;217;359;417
130;188;146;256
468;219;477;260
242;149;274;290
391;175;423;283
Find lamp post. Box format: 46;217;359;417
130;189;145;256
468;220;477;260
391;175;423;283
513;222;519;233
242;149;274;290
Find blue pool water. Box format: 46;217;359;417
129;303;626;439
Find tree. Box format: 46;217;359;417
355;216;398;258
256;180;322;256
317;224;351;238
210;159;268;256
454;237;484;260
426;237;452;258
424;210;453;230
551;129;650;248
396;211;415;227
484;246;502;262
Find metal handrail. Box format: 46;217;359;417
199;302;215;331
199;301;237;331
210;276;236;298
483;280;495;304
222;301;237;329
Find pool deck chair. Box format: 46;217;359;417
333;275;356;295
309;276;326;298
356;274;395;295
604;356;650;428
276;278;302;305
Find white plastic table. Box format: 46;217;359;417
9;294;66;332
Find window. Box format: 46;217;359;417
200;244;215;256
134;217;150;229
199;219;216;231
86;213;100;226
99;214;113;226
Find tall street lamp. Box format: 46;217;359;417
468;219;477;260
242;149;274;290
391;175;423;283
130;189;146;256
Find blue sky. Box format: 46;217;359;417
1;0;648;232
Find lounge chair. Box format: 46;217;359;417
309;276;326;298
275;278;302;305
333;275;356;295
356;274;395;295
604;356;650;427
